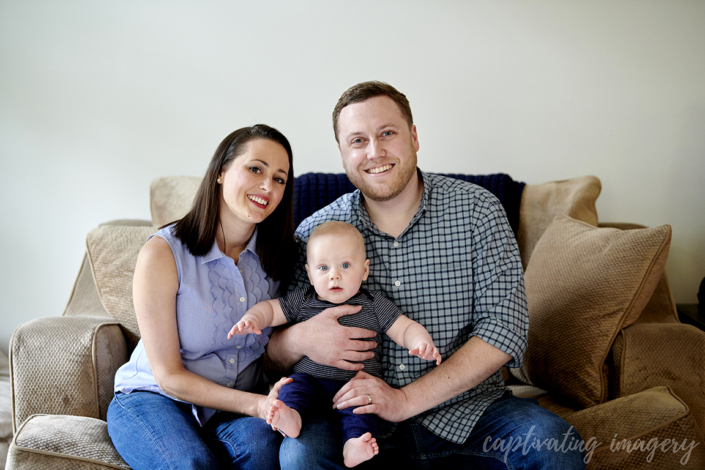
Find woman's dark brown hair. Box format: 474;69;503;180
172;124;296;292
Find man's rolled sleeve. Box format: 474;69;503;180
469;194;529;369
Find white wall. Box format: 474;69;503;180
1;1;703;354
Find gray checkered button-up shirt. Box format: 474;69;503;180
291;170;528;444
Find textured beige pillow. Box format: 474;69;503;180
517;176;601;270
86;225;155;349
514;216;671;408
150;176;202;227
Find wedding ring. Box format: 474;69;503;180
366;394;372;405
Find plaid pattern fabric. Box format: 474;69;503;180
291;171;528;445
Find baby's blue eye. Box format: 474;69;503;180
341;263;350;269
319;266;328;272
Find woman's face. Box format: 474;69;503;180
218;138;290;228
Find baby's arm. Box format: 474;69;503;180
386;315;442;365
227;299;289;338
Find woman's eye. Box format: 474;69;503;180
274;177;286;185
341;263;350;269
249;166;262;174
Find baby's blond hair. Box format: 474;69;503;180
307;221;365;260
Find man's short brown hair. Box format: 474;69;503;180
332;81;413;142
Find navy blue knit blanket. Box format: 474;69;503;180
293;173;525;236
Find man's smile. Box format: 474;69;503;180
365;164;394;175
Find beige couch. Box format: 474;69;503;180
7;175;705;469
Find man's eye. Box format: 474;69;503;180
341;263;350;269
352;138;363;145
382;130;394;136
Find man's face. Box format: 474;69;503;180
336;96;419;202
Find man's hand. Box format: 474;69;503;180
332;371;413;423
288;304;377;371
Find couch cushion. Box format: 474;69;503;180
513;216;671;408
86;226;155;349
7;414;129;470
150;176;201;227
565;386;705;469
517;175;601;269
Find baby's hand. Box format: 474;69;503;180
409;342;442;365
227;319;262;339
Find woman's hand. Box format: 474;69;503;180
257;376;293;420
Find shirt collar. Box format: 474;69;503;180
201;226;259;264
355;168;430;238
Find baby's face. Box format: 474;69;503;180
305;232;369;304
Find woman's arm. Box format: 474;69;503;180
134;236;285;419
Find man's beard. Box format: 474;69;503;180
346;153;418;202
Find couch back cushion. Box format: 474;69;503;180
149;173;526;233
86;225;155;349
512;216;671;408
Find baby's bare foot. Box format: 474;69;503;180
343;432;379;467
266;400;301;438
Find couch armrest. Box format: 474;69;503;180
10;316;128;433
610;323;705;433
565;386;705;468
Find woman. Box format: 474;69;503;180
107;124;297;470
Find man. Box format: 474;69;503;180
267;81;586;469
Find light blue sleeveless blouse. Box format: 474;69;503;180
114;224;279;425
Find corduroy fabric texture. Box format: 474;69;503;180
8;415;129;470
517;175;601;269
85;225;155;350
9;317;120;432
512;216;671;408
616;323;705;436
565;387;705;469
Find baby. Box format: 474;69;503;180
229;221;441;467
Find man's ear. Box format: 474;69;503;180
411;124;420;152
362;259;370;281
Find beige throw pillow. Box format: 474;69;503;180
86;225;155;349
515;216;671;408
517;176;601;269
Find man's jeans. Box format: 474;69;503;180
280;392;587;470
107;391;282;470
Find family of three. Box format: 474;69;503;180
106;81;587;469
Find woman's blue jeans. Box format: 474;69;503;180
279;392;587;469
107;391;282;470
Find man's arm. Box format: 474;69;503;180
333;336;510;423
